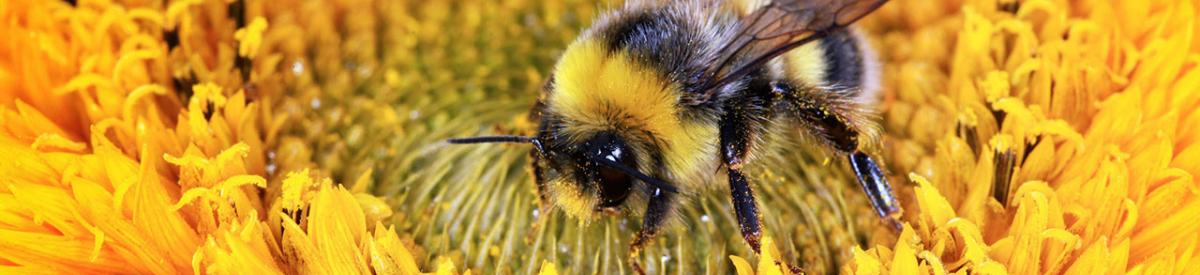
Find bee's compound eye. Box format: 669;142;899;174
597;165;632;207
582;132;636;208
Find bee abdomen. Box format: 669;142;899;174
779;27;879;101
819;29;867;91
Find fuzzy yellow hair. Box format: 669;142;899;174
547;39;721;219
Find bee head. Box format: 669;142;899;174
446;130;677;221
536;124;684;219
521;35;691;220
445;12;721;220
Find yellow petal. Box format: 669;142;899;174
889;226;918;275
757;236;786;275
731;255;755;275
538;260;559;275
849;246;882;275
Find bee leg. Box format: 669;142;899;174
727;168;763;252
773;81;903;231
526;150;553;243
629;188;674;275
717;82;810;271
718;112;764;252
722;113;810;272
848;151;903;231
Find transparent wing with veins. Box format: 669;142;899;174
691;0;887;104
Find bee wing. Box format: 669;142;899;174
690;0;887;105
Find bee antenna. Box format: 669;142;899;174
446;135;546;154
592;157;679;194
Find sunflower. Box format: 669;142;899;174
0;0;459;274
1;0;1197;274
842;0;1200;274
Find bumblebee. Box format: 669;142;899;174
450;0;899;271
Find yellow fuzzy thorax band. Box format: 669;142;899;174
548;39;720;218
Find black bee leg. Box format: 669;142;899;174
727;168;763;252
848;151;902;231
629;188;674;275
774;81;902;231
721;96;808;272
719;107;766;252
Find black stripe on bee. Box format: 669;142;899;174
818;29;866;91
602;11;657;53
594;6;716;105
